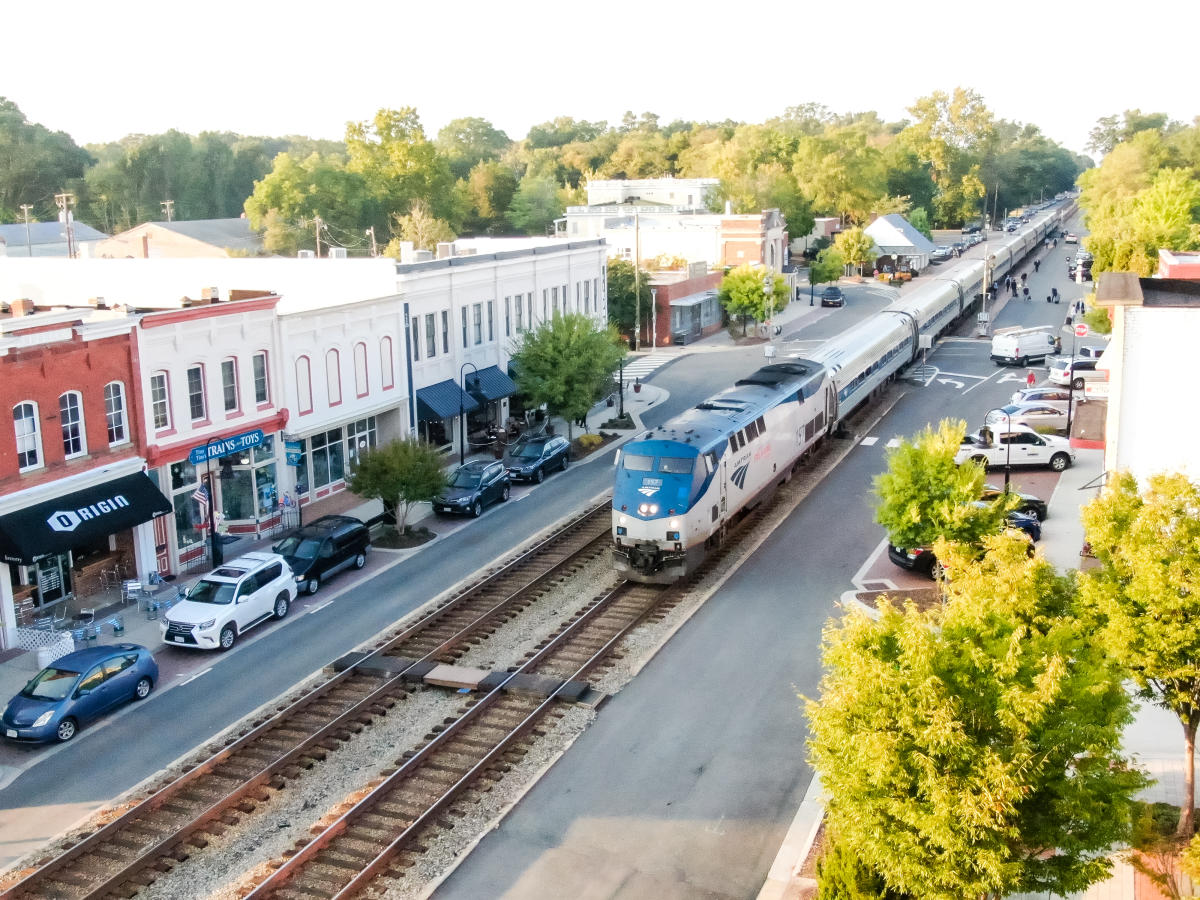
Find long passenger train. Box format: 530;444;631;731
612;206;1066;583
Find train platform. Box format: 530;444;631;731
759;446;1194;900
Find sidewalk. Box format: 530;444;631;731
761;447;1194;900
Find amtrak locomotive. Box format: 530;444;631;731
612;206;1065;583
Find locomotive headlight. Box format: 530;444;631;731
638;503;649;515
618;515;627;526
669;518;680;529
649;504;659;515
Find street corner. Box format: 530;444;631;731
852;538;932;594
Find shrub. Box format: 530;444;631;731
577;433;604;451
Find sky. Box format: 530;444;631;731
3;0;1194;158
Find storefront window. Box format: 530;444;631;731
295;443;310;497
221;468;255;520
311;428;344;489
170;459;198;491
255;462;278;513
174;491;204;550
345;417;377;471
254;434;275;464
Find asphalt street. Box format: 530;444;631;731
434;224;1101;899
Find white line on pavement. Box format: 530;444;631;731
308;600;334;615
178;667;212;687
859;436;879;446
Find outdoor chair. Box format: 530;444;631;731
71;608;95;627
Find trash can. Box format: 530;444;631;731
145;601;160;621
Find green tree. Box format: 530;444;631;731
0;97;92;222
816;832;913;899
346;439;447;533
507;175;562;235
345;107;456;224
606;258;653;341
510;313;626;439
461;160;518;234
1087;109;1174;157
808;533;1145;900
384;199;456;253
907;207;933;240
435;116;511;180
793;128;887;224
873;419;1011;553
717;264;789;336
1080;471;1200;836
244;151;378;248
808;247;845;291
833;226;876;276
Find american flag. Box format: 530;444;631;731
192;483;210;520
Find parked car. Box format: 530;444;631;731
161;552;296;651
985;401;1069;432
820;286;844;307
955;424;1075;472
433;460;511;517
1009;386;1072;408
980;484;1048;521
3;644;157;743
504;435;570;483
972;501;1042;541
1048;356;1105;390
1064;232;1078;244
887;509;1039;581
273;515;370;595
931;245;953;261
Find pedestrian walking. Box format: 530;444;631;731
1051;287;1059;303
1021;272;1028;286
1034;259;1041;273
1046;294;1053;303
1027;370;1036;388
1023;286;1031;301
1054;336;1063;355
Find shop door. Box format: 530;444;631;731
153;514;171;575
35;554;72;605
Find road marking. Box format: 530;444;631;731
308;599;334;615
885;438;901;448
859;436;879;446
851;538;892;589
178;667;212;687
937;377;964;389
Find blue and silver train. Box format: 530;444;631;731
612;207;1065;583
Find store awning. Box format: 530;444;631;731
466;365;519;402
0;473;172;565
416;379;479;422
670;290;716;308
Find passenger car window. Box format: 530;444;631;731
104;655;137;678
261;562;282;582
78;665;106;693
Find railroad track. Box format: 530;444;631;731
243;578;676;900
1;503;613;900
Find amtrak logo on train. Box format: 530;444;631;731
638;477;663;497
730;463;750;489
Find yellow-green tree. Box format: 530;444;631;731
833;226;877;276
717;264;789;336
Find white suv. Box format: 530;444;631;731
161;552;297;651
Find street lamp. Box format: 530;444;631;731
459;361;478;466
763;272;776;359
617;358;625;419
202;437;225;568
985;407;1014;491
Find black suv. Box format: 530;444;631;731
820;286;844;307
434;460;510;517
273;515;370;595
504;435;570;483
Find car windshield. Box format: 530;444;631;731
511;443;545;460
22;667;80;701
451;471;482;488
187;579;236;605
275;536;323;560
622;454;654;472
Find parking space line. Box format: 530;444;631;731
308;599;334;615
859;436;879;446
178;667;212;687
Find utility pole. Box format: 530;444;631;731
54;193;77;258
19;205;34;257
313;216;323;258
633;208;641;352
366;226;378;257
160;199;174;222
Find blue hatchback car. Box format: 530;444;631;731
2;644;158;743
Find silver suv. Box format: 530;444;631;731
161;552;297;651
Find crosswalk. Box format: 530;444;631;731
619;353;678;382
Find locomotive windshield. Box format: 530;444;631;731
658;457;694;474
622;454;653;471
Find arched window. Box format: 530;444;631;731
296;356;313;415
59;391;86;458
13;402;42;471
326;349;342;405
353;342;369;397
380;337;395;390
104;382;128;445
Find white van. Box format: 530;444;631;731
990;327;1058;367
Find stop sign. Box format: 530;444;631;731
1074;323;1089;337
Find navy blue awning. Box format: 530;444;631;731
416;380;479;421
466;365;518;402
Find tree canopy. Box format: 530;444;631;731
605;258;653;340
1080;471;1200;836
718;264;789;335
834;226;877;276
510;312;626;439
808;534;1145;900
346;438;447;532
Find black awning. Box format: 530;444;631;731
466;365;519;402
416;379;479;422
0;473;172;565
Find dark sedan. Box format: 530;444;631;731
433;460;510;517
980;485;1049;522
504;435;570;483
3;644;157;743
820;286;844;307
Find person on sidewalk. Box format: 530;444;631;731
1023;286;1031;302
1034;259;1041;273
1027;370;1037;388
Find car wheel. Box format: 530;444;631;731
273;594;290;620
471;500;483;518
56;717;77;742
305;576;320;595
534;467;545;484
134;676;153;700
970;455;988;466
1050;452;1070;472
1072;377;1085;390
354;552;366;569
219;624;237;651
501;484;510;502
930;559;946;581
561;454;569;471
1017;357;1027;367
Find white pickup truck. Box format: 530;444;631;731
955;424;1076;472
